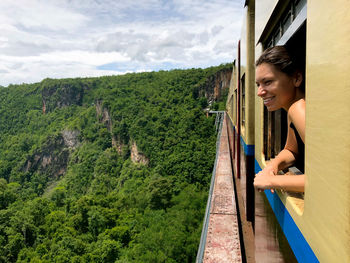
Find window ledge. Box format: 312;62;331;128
277;167;305;216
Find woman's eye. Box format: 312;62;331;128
265;80;272;85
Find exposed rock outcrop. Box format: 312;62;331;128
130;141;149;165
62;129;80;149
96;100;148;164
96;100;125;154
23;130;80;179
41;80;87;112
197;68;232;105
112;137;124;155
96;100;112;132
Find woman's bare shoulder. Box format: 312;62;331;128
288;98;305;119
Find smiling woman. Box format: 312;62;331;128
254;46;305;193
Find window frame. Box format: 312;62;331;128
262;0;307;164
241;74;246;128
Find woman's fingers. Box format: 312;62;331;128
254;171;275;193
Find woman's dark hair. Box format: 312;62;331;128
256;45;300;76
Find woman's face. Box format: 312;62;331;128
256;63;301;111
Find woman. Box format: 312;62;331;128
254;46;305;193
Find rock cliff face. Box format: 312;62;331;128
41;81;87;112
96;100;149;165
198;67;232;105
95;100;112;132
130;141;149;165
23;130;80;179
62;130;81;149
96;100;124;154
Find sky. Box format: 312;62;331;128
0;0;244;87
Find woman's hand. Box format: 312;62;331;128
254;166;276;193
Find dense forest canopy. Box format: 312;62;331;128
0;64;231;262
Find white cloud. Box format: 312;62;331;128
0;0;244;86
0;0;88;32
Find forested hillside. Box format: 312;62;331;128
0;64;231;262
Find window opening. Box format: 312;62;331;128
262;5;306;165
234;89;237;124
295;0;306;17
241;74;246;127
263;107;268;159
266;0;306;47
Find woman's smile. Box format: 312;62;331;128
263;96;275;106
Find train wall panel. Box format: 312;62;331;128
227;116;235;160
245;0;256;147
255;0;278;43
240;7;247;78
254;43;265;170
302;1;350;261
227;0;350;262
240;138;255;223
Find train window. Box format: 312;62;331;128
263;108;287;161
282;11;292;34
263;107;268;158
262;2;306;172
266;0;306;48
273;28;281;47
241;74;246;127
295;0;306;17
234;88;237;124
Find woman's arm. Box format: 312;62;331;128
254;173;305;192
254;148;300;193
254;100;306;192
266;148;298;173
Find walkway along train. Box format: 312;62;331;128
197;0;350;262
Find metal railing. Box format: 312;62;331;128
196;111;225;263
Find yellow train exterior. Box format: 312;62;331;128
226;0;350;262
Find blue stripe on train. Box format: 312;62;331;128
255;159;319;263
240;136;254;156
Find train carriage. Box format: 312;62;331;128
226;0;350;262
